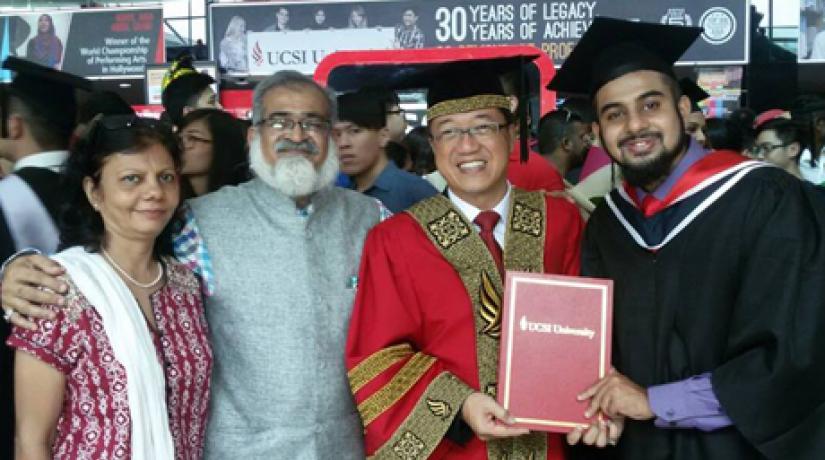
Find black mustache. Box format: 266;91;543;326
619;132;662;148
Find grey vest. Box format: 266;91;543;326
190;179;379;459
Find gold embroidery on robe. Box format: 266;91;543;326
405;190;548;458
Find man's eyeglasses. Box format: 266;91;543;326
257;116;331;135
432;123;508;144
386;109;406;116
750;142;789;158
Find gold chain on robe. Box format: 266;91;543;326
406;188;547;459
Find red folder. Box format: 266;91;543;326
497;271;613;433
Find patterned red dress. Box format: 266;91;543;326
8;259;213;460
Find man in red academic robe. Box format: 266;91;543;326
345;58;589;459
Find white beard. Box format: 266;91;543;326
248;133;339;198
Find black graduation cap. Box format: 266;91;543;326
1;56;93;131
548;17;702;96
77;90;135;125
337;90;386;129
425;61;509;115
679;78;710;113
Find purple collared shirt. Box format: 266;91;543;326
648;373;732;431
636;139;710;202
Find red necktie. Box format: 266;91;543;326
474;210;504;279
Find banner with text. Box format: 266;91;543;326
0;7;164;81
247;28;395;75
210;0;747;75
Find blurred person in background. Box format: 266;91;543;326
161;55;222;129
729;107;757;153
703;117;744;153
384;140;412;171
335;90;435;212
680;78;710;148
360;86;408;142
403;126;437;176
752;118;808;180
798;109;825;186
0;58;92;458
177;108;250;198
538;108;590;182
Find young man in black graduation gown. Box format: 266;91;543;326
550;18;825;460
0;56;91;459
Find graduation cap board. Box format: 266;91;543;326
679;78;710;113
337;90;386;129
1;56;93;136
548;17;703;97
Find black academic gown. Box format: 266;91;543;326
581;166;825;460
0;166;62;460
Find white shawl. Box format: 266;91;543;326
54;246;174;460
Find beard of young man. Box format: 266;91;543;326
602;113;690;189
248;132;339;198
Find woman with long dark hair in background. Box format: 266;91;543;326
177;108;249;197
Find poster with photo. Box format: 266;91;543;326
800;0;825;61
0;7;164;81
210;0;748;76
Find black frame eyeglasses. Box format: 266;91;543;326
256;116;331;135
749;142;789;158
432;123;509;144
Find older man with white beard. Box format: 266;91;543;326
1;71;383;459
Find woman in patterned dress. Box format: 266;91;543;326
9;115;212;459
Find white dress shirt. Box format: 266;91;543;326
13;150;69;173
447;183;511;248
